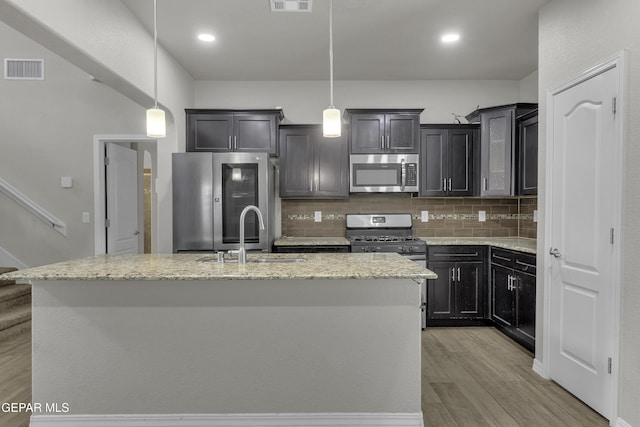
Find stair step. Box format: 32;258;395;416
0;283;31;311
0;303;31;342
0;267;18;287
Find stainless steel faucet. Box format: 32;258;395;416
238;205;265;263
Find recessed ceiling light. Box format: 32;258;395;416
441;33;460;43
198;33;215;42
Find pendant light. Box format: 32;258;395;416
146;0;166;138
322;0;340;138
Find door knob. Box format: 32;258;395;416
549;248;561;258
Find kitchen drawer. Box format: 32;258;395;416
491;248;515;267
428;245;485;262
514;253;536;275
491;247;536;275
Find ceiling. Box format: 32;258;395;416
122;0;548;81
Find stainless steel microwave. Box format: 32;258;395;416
349;154;419;193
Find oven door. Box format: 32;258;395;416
349;154;419;192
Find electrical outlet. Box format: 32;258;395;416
82;212;90;223
533;210;538;223
61;176;73;188
314;211;322;222
478;210;486;222
421;211;429;222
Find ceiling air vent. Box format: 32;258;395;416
270;0;312;12
4;59;44;80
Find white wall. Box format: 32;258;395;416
519;70;538;102
0;21;144;266
195;79;531;124
0;0;195;260
538;1;640;425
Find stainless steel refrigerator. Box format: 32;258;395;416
172;152;275;253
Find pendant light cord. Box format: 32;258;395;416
329;0;334;108
153;0;158;109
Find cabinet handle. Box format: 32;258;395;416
507;275;512;291
443;178;447;192
386;135;390;149
448;178;452;192
234;136;237;150
228;136;232;150
457;267;461;281
381;135;385;150
483;178;488;191
451;267;456;282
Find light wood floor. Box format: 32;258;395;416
0;330;31;427
0;327;608;427
422;327;608;427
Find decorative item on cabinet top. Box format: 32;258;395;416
185;109;285;155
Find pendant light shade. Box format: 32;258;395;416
146;0;166;138
322;0;340;138
146;107;166;138
323;107;341;138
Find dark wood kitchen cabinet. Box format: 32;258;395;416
186;109;284;155
344;109;422;154
426;245;486;325
490;247;536;351
466;103;537;196
419;124;478;197
517;110;538;195
279;125;348;199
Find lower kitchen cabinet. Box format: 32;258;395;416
426;245;486;325
490;247;536;352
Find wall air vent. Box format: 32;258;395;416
270;0;312;12
4;59;44;80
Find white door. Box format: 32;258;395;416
548;65;619;419
106;143;140;254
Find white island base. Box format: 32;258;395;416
28;277;424;427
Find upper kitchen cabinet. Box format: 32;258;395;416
419;124;479;197
517;109;538;195
466;103;537;196
185;109;285;155
279;125;348;199
344;109;423;154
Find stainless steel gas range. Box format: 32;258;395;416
346;213;427;329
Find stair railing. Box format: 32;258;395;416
0;177;67;236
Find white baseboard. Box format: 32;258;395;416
615;417;633;427
29;412;425;427
532;358;548;379
0;245;28;269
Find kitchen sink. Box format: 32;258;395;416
196;255;306;263
249;257;307;263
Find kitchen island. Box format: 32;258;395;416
6;253;435;427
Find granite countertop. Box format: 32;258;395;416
4;252;436;281
274;236;537;254
273;237;350;246
420;237;537;254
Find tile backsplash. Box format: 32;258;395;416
282;194;538;239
